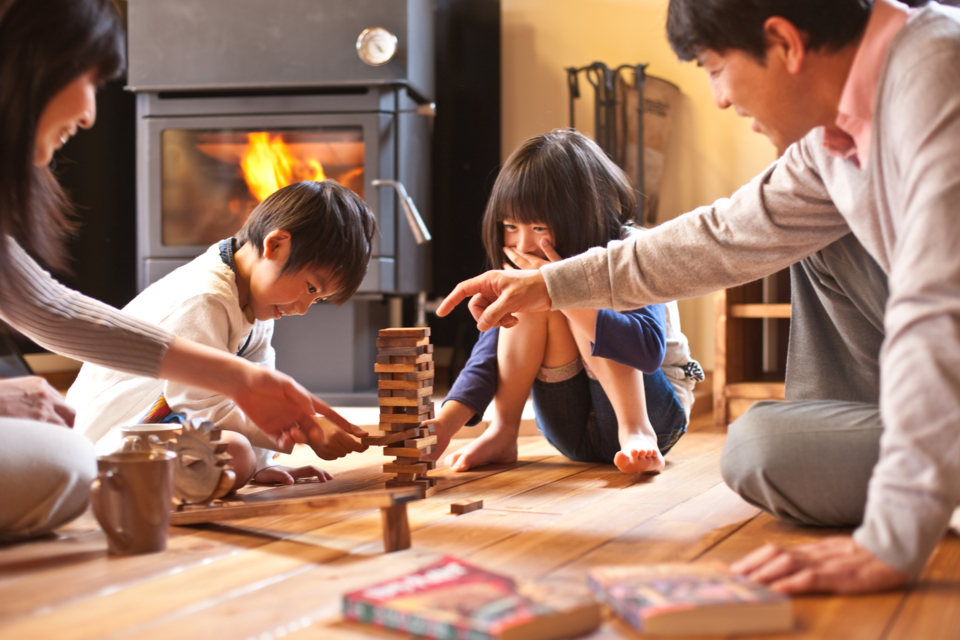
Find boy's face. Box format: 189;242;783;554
246;231;340;321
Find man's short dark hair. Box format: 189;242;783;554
236;180;377;305
667;0;873;62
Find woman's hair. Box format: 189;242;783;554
236;180;378;306
481;129;636;268
0;0;125;288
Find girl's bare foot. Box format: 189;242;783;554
445;423;519;472
614;432;664;474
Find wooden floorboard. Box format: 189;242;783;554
1;416;958;639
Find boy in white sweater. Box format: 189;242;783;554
68;180;377;489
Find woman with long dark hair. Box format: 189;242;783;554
0;0;361;541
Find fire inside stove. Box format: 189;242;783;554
161;128;364;246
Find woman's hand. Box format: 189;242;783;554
503;239;562;271
159;336;367;448
0;377;76;426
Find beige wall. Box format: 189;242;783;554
501;0;777;369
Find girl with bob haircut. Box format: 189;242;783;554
0;0;361;542
427;129;702;474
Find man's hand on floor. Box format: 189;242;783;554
731;536;909;594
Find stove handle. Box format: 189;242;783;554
371;179;431;245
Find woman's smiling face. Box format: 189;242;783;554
34;71;98;166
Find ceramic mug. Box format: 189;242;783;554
90;449;176;555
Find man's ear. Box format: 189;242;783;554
262;229;292;262
763;16;808;74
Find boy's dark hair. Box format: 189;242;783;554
482;129;636;268
666;0;873;62
0;0;125;291
236;180;377;305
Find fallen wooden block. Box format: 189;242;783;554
170;488;419;552
450;499;483;515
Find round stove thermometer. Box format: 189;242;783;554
356;27;398;66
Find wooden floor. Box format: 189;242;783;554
1;413;959;640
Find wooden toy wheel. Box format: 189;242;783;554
170;419;235;504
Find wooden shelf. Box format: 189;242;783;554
729;303;791;318
714;272;791;426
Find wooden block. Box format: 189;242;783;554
376;353;433;365
376;345;433;357
379;396;425;407
450;499;483;515
379;413;425;424
400;403;433;415
380;327;430;338
399;370;435;382
393;456;422;465
416;360;436;371
382;405;409;414
394;473;420;482
418;426;435;437
425;476;439;487
361;428;419;446
381;503;412;550
383;446;424;458
422;460;437;470
403;435;438;449
378;379;423;390
374;363;417;373
380;422;415;432
377;337;430;348
388;386;433;398
386;478;432;490
383;462;428;474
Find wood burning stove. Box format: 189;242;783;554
126;0;433;403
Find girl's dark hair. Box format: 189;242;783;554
236;180;377;305
0;0;125;291
667;0;873;62
482;129;636;268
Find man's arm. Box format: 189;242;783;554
855;40;960;579
439;141;850;330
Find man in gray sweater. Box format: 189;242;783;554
439;0;960;594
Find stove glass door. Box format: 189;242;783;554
161;127;364;247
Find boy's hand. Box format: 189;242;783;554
0;376;76;427
252;464;333;485
298;415;369;460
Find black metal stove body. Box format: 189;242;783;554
127;0;433;402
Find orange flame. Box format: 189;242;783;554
240;132;326;202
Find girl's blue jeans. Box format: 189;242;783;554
531;368;686;464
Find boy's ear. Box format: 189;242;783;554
262;229;292;262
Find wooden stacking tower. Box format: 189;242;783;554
365;327;438;498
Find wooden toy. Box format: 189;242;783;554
370;327;437;499
450;499;483;515
170;418;236;505
170;488;420;552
